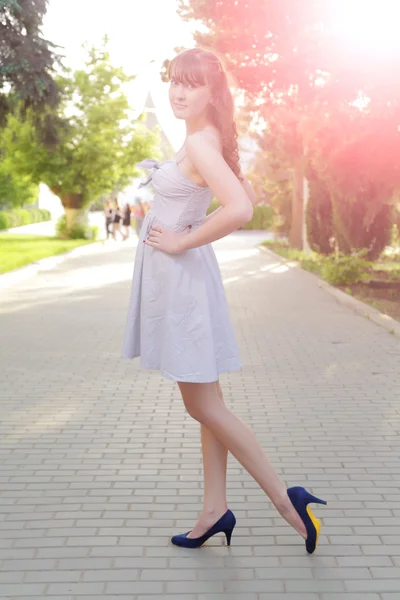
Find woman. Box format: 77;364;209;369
122;203;132;240
133;199;145;237
112;198;122;240
104;200;113;240
122;48;326;553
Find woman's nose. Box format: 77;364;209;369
175;85;186;99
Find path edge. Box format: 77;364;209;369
0;240;121;288
260;245;400;340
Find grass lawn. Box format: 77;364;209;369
0;234;95;274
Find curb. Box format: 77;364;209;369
260;245;400;339
0;239;136;288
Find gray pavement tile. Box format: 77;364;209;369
1;231;399;598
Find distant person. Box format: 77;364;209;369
134;200;145;237
112;198;122;240
122;203;132;240
104;201;113;239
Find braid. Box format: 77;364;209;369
208;83;242;180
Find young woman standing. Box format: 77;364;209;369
122;48;326;554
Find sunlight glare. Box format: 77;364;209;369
329;0;400;58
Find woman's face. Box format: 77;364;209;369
169;72;212;121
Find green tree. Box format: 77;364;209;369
177;0;400;252
4;42;159;232
0;0;59;126
307;107;400;259
245;118;293;236
0;110;40;207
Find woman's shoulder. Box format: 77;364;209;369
188;128;220;143
186;129;221;156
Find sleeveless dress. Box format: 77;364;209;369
121;140;242;383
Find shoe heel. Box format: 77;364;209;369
171;509;236;549
287;486;327;555
305;491;327;506
224;527;234;546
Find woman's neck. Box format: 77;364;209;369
185;114;211;136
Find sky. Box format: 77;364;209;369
42;0;199;149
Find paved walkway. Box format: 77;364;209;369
0;231;399;600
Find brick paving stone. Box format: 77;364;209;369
1;231;399;598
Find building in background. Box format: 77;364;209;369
142;92;175;161
119;91;175;208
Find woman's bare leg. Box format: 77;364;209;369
178;381;307;539
178;382;229;539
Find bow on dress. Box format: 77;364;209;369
137;159;162;189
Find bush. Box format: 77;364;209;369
4;210;18;228
331;193;393;261
263;240;371;286
207;199;275;230
69;224;88;239
56;215;99;240
319;251;371;286
242;204;275;230
30;208;46;223
28;209;39;223
14;208;31;225
40;209;51;221
0;212;9;229
90;225;99;240
0;207;51;230
55;215;67;237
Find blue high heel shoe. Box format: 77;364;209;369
287;486;327;554
171;509;236;548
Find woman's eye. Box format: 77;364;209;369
187;84;195;90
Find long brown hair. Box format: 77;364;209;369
168;48;242;180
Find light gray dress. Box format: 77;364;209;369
121;144;242;383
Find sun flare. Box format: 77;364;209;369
328;0;400;58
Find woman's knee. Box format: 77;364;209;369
184;401;208;423
179;383;221;425
179;382;224;425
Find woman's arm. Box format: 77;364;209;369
204;175;257;224
179;133;253;251
203;205;222;224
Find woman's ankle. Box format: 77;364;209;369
270;487;290;512
202;504;228;518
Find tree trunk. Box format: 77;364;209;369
60;194;88;234
289;156;304;249
64;207;88;231
302;176;311;254
61;193;84;210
